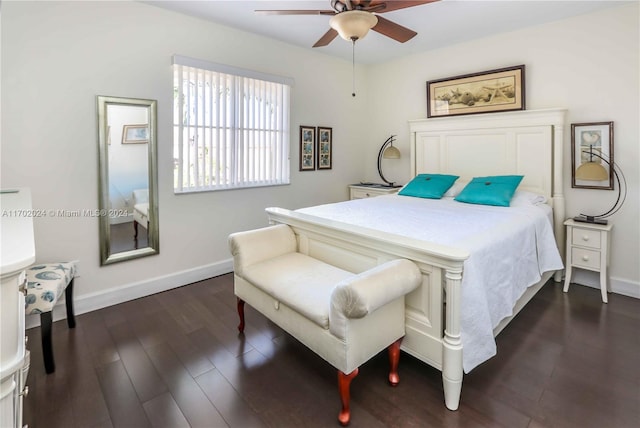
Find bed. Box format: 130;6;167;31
265;108;567;410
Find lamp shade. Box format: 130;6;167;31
383;145;401;159
575;161;608;181
573;147;627;225
330;10;378;41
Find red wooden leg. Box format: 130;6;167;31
237;298;245;332
388;338;403;386
337;368;359;426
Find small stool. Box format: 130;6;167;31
25;262;76;374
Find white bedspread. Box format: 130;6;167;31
297;195;563;372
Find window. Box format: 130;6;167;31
173;55;292;193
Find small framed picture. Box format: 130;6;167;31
299;125;315;171
571;122;614;190
317;127;332;170
122;124;149;144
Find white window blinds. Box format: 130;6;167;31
172;55;292;193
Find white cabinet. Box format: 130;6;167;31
1;189;35;428
563;219;612;303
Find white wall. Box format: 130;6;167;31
1;0;369;313
364;3;639;296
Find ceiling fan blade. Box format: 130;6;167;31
366;0;438;14
313;28;339;47
255;9;336;16
372;15;417;43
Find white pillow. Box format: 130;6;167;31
509;190;547;206
443;182;467;198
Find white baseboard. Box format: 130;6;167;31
26;259;234;329
571;270;640;299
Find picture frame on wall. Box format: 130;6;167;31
299;125;316;171
571;121;614;190
426;65;525;118
122;124;149;144
317;127;332;170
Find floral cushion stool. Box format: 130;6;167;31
25;262;76;374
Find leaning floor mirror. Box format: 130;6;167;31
97;95;159;265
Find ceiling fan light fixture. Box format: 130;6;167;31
330;10;378;41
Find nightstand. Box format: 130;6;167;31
349;183;401;200
563;219;613;303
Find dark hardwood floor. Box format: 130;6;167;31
24;274;640;428
110;222;148;254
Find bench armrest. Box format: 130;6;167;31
330;259;421;338
228;224;297;277
132;189;149;205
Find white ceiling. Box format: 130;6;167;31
144;1;630;64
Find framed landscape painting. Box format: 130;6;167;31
427;65;525;118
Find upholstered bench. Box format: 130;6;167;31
25;262;76;374
229;224;422;426
132;188;149;239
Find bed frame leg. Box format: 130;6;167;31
442;363;463;411
337;368;358;426
237;298;245;333
553;270;563;283
388;338;402;386
443;267;463;411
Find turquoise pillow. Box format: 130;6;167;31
454;175;524;207
398;174;459;199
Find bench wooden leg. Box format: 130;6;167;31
388;338;402;386
337;368;358;426
40;311;55;374
65;278;76;329
237;298;245;332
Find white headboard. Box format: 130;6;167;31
409;108;567;252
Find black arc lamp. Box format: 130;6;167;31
574;145;627;225
377;135;401;187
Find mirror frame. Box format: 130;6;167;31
97;95;159;265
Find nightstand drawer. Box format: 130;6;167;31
571;247;601;270
571;227;601;249
351;189;378;199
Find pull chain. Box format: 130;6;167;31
351;37;357;97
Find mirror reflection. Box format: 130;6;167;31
97;96;159;265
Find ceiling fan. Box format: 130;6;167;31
256;1;439;47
